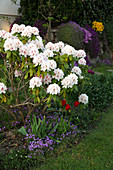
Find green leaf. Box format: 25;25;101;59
6;51;11;59
48;136;61;143
69;55;72;61
37;96;40;103
24;71;29;79
49;123;59;134
18;126;27;136
31;34;36;40
30;68;33;77
64;63;68;69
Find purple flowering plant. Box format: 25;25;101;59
85;25;100;59
18;113;77;158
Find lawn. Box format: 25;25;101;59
38;105;113;170
94;66;113;74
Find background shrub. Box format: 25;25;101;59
56;22;91;50
67;73;113;112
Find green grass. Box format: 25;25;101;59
38;105;113;170
93;65;113;74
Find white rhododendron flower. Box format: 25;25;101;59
76;50;86;58
78;58;86;65
29;77;42;89
27;43;37;49
11;24;25;34
14;39;23;49
45;42;54;50
29;47;39;58
61;76;72;88
3;32;13;39
31;37;44;50
33;54;44;66
61;73;78;88
48;60;57;70
41;61;50;71
21;26;39;37
4;38;17;51
43;74;52;84
68;73;78;85
52;43;59;52
19;45;29;57
31;27;39;35
14;70;22;77
21;26;32;37
19;24;26;32
44;49;54;58
57;41;65;49
78;94;88;104
0;83;7;94
47;83;60;95
0;30;7;38
53;68;64;81
71;66;82;76
11;24;21;34
62;45;76;56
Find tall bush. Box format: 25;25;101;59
0;24;89;124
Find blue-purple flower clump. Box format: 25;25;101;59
85;25;100;59
33;20;47;38
23;113;78;158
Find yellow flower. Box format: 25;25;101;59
92;21;104;32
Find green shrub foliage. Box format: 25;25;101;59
67;73;113;112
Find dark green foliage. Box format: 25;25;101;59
68;73;113;112
78;0;113;27
17;0;83;27
104;16;113;51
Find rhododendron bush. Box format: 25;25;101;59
0;24;88;124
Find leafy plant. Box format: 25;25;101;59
30;115;59;139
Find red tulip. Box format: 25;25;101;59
65;104;71;110
74;101;80;107
61;99;66;106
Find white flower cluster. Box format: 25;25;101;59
45;41;64;52
78;58;86;66
4;38;23;51
61;73;78;88
75;50;86;58
43;74;52;85
61;45;76;56
52;68;64;81
78;94;88;104
47;83;60;95
71;66;82;76
29;77;42;89
11;24;39;37
0;83;7;94
0;30;7;38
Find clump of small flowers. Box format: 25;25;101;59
92;21;104;32
85;25;100;59
23;114;78;158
